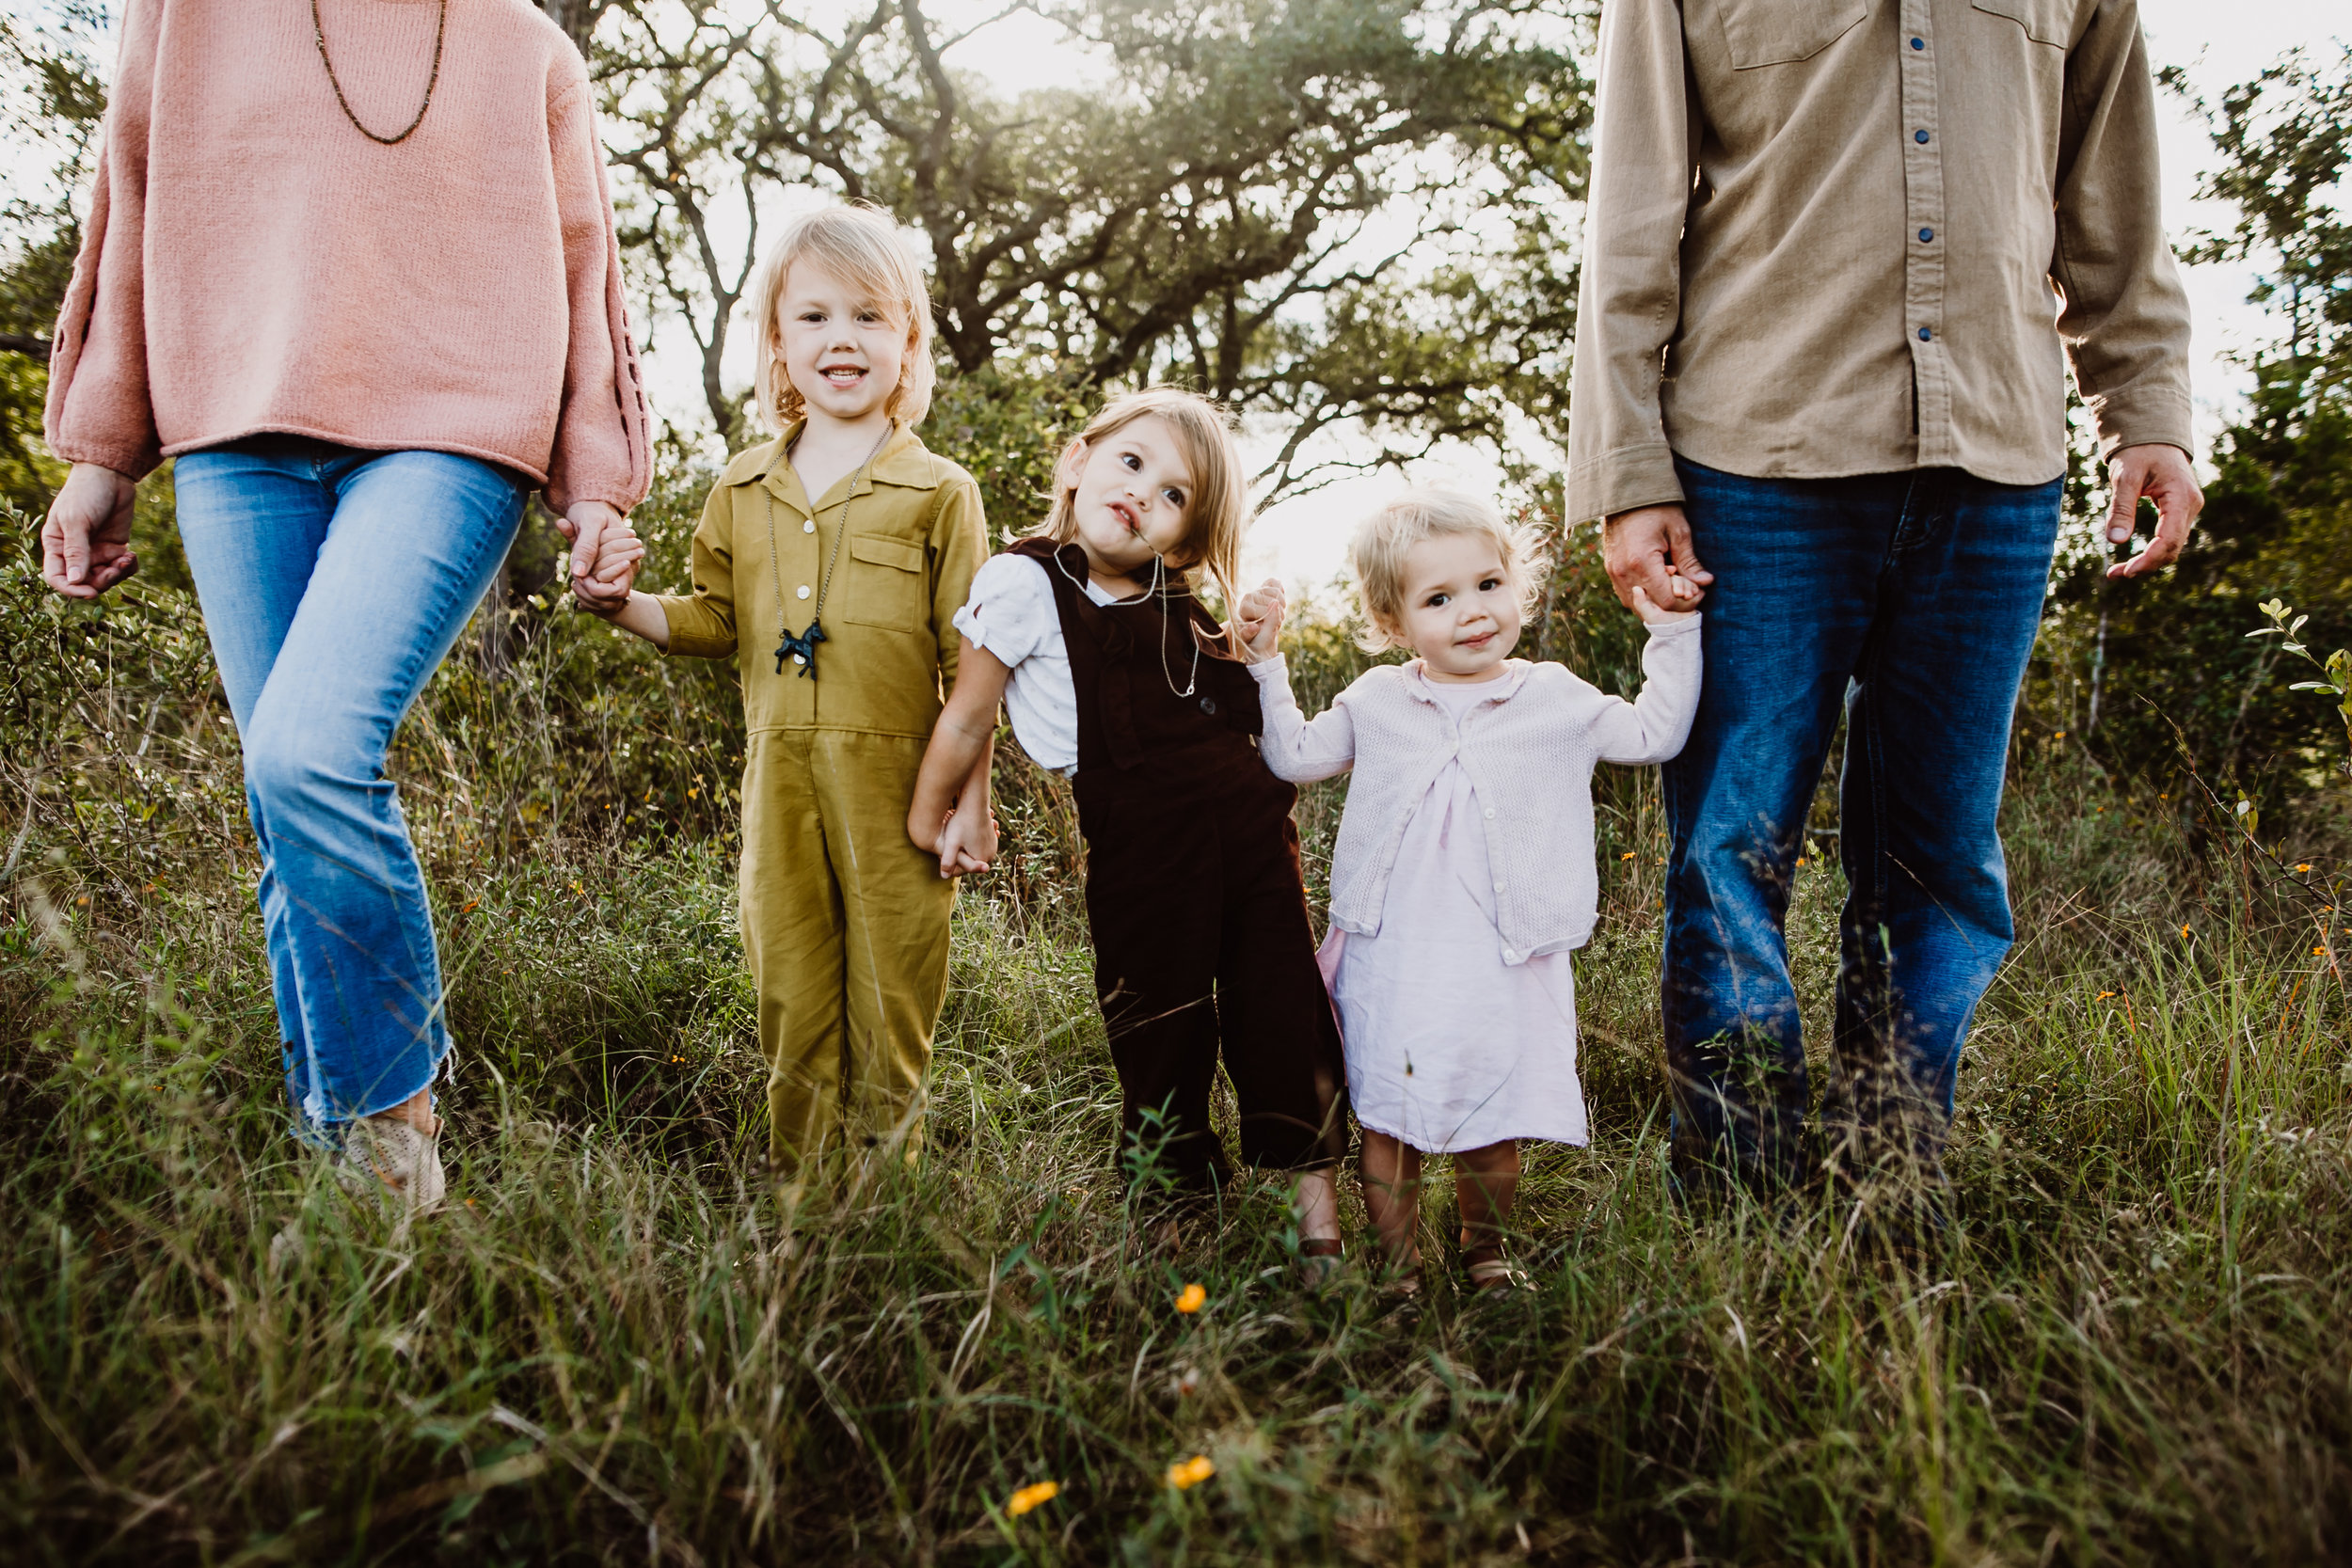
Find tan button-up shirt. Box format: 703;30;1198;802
655;420;987;739
1565;0;2194;524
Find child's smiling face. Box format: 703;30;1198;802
1391;531;1522;683
775;261;906;426
1057;414;1197;587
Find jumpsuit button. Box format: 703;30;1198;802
1199;696;1218;716
803;519;815;533
797;584;811;599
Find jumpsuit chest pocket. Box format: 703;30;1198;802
840;532;927;631
1712;0;1867;68
1971;0;2072;46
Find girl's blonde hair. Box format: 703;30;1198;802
1044;388;1251;617
1351;488;1549;654
752;203;937;433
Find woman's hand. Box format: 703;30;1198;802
1234;578;1287;662
572;515;644;613
42;464;140;599
556;499;627;598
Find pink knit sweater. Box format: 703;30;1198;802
44;0;651;513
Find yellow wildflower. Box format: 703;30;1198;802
2296;863;2312;873
1175;1282;1206;1314
1167;1455;1216;1489
1008;1480;1061;1516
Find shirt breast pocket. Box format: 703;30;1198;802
841;532;928;633
1971;0;2072;47
1715;0;1867;69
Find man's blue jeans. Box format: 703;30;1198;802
1661;458;2060;1192
175;437;524;1132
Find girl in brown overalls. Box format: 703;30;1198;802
909;389;1345;1259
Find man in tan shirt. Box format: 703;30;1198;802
1565;0;2203;1211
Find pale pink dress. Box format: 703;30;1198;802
1319;678;1586;1152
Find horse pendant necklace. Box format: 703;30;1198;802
768;431;887;680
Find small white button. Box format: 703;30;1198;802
1484;807;1496;819
797;585;811;600
1502;949;1517;963
1492;880;1504;893
803;519;816;533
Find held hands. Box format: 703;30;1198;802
1233;578;1288;662
1602;504;1710;615
565;501;644;614
2103;443;2204;579
1627;585;1690;625
42;464;140;599
931;806;1000;878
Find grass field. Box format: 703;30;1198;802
3;519;2348;1564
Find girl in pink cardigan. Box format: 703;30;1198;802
1238;490;1700;1306
40;0;651;1209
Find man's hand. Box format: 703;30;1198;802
1233;578;1287;662
1602;503;1712;614
42;463;139;599
2104;443;2203;579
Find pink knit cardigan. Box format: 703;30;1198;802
44;0;651;514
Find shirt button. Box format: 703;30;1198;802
797;584;811;599
1918;326;1932;341
1911;36;1925;49
1915;129;1931;144
1918;227;1934;242
803;519;815;533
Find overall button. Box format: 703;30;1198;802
1915;129;1931;144
1199;696;1218;716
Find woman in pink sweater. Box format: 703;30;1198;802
40;0;652;1208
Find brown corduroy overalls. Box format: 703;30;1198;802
1011;538;1347;1193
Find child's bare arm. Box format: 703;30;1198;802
910;638;1010;854
932;734;998;877
580;589;673;648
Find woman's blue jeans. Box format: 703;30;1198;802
175;437;523;1132
1661;458;2060;1195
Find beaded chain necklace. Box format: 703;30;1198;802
767;427;892;680
310;0;448;147
1053;547;1201;700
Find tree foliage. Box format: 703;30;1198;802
594;0;1590;507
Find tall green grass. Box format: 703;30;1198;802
2;513;2347;1563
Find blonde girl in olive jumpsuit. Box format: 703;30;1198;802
588;207;989;1183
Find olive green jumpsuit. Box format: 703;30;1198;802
655;421;986;1180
